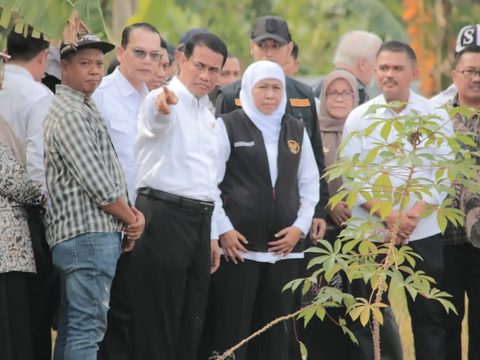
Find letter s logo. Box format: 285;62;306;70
462;28;476;46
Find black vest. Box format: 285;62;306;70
219;109;305;253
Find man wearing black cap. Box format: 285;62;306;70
216;15;329;261
175;27;211;64
164;41;177;83
442;24;480;360
43;33;145;360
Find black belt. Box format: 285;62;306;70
137;187;214;214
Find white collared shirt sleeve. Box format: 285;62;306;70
27;95;52;191
414;107;454;206
292;129;320;235
214;117;235;236
340;109;369;207
139;88;175;134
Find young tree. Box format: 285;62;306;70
213;103;480;360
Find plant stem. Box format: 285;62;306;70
213;303;317;360
372;162;417;360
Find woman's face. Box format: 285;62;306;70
325;78;355;119
252;78;283;115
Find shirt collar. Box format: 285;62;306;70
171;76;209;109
56;85;90;104
5;64;35;81
111;67;149;100
375;89;420;115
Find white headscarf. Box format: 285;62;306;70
239;60;287;142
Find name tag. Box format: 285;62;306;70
234;141;255;147
290;99;311;107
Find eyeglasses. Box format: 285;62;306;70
458;69;480;79
124;47;162;63
326;90;354;99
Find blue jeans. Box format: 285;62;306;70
52;232;121;360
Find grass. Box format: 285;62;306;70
390;287;468;360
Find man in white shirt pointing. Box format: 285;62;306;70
129;32;227;360
341;40;453;360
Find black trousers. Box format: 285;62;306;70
97;252;133;360
129;193;212;360
205;258;300;360
0;271;34;360
29;263;57;360
350;234;444;360
443;243;480;360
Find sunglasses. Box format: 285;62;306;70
124;47;162;63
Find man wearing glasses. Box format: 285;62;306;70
93;22;162;204
92;22;162;360
442;28;480;360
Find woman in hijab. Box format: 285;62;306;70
0;113;46;360
208;60;319;360
297;70;359;359
320;70;359;228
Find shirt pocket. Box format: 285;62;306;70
108;117;137;156
109;117;135;135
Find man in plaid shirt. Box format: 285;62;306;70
43;33;145;360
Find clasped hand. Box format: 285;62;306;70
121;206;146;253
384;210;420;246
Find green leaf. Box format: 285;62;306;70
360;307;371;326
371;308;384;325
342;239;361;254
302;279;312;296
366;146;380;163
348;306;364;321
302;306;317;327
300;341;308;360
437;212;448;233
316;306;326;321
380;122;392;141
346;192;358;210
456;135;476;147
379;201;392;220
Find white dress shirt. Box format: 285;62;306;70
341;90;454;242
136;76;218;239
430;84;458;105
0;64;54;191
215;117;320;263
92;67;148;203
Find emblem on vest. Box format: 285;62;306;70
288;140;300;154
234;141;255;147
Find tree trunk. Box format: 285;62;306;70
112;0;136;40
434;0;453;92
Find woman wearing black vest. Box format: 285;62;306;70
209;61;319;360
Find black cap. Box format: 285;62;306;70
60;33;115;59
251;16;292;44
166;41;176;63
177;27;211;51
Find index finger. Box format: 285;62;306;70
162;85;170;95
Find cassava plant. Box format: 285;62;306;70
213;103;480;360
